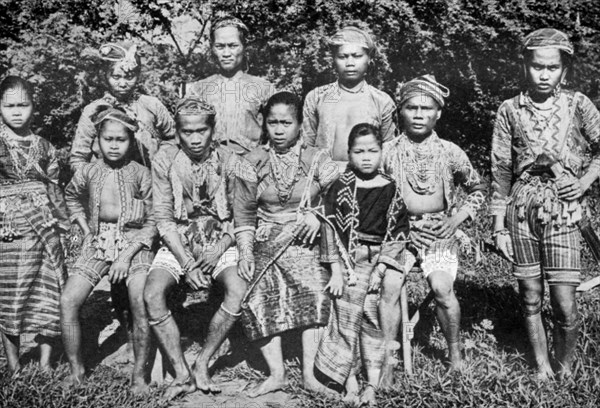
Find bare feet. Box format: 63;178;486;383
447;345;464;374
163;375;196;401
535;365;555;382
130;378;150;396
359;384;378;407
303;376;338;397
342;376;360;406
61;370;85;389
38;362;52;374
247;375;287;398
379;341;400;389
192;362;221;393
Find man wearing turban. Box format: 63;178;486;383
380;75;486;385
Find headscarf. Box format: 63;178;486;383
329;25;375;53
211;15;249;40
175;97;217;117
93;107;138;132
522;28;574;55
398;74;450;108
98;42;140;72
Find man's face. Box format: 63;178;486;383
177;114;214;159
526;48;566;98
400;95;441;139
212;26;245;74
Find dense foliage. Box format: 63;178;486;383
2;0;600;172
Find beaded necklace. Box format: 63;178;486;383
269;140;304;205
0;122;41;181
402;133;438;195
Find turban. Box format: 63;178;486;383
93;108;138;132
175;97;217;117
98;42;140;72
522;28;574;55
211;16;249;37
398;74;450;108
329;26;375;52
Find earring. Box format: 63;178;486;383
553;83;562;98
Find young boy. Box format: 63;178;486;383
491;28;600;380
143;97;245;399
61;108;156;394
380;75;486;384
303;24;397;169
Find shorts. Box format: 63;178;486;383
403;237;460;280
149;245;238;284
71;245;154;287
507;180;581;286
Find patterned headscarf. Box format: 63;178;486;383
98;42;140;72
398;74;450;108
329;26;375;53
211;15;249;40
93;107;138;132
522;28;574;55
175;97;217;117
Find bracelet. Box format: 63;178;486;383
492;228;510;239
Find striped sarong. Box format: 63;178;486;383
242;220;330;341
0;182;66;337
315;243;384;385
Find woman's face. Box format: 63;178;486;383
0;86;33;133
212;26;245;74
106;64;139;100
333;43;370;87
265;103;300;151
526;48;566;98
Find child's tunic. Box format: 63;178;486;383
0;128;68;337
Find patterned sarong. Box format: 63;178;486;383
242;220;330;341
0;182;66;337
315;243;384;385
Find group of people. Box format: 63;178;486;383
0;14;598;406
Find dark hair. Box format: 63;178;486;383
93;106;138;160
261;91;303;144
210;17;248;46
348;123;382;150
0;76;34;104
175;113;216;130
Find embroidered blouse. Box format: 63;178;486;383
302;80;397;155
187;71;276;154
69;92;176;172
491;90;600;216
152;143;238;239
0;131;69;232
64;160;156;249
382;132;486;220
233;143;339;233
320;170;409;271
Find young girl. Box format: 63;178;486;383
61;107;156;393
315;123;408;406
0;76;69;373
302;24;397;170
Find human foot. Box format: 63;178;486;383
61;370;85;389
163;375;196;400
379;341;400;389
303;376;338;397
130;379;150;396
247;375;287;398
359;384;378;407
535;364;555;382
192;361;221;393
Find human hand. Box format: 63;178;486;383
108;260;130;284
494;230;514;262
409;226;436;249
431;216;462;239
324;263;344;298
238;258;256;282
556;175;585;201
368;263;387;293
294;212;320;245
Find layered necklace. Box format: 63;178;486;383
269;139;304;205
0;122;41;181
524;90;560;134
402;133;438;195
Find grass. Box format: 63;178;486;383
2;199;600;407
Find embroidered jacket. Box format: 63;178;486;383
0;133;69;234
65;160;156;249
491;90;600;216
187;72;276;154
69;92;176;172
152;143;239;239
233;143;339;234
302;80;397;154
383;132;486;220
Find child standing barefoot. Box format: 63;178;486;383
315;123;408;407
61;108;156;393
0;76;69;373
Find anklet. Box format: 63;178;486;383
149;310;172;326
220;303;242;318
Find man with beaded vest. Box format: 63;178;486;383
491;28;600;380
143;97;245;399
380;75;486;384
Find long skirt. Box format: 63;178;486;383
0;197;66;338
242;222;330;341
315;243;384;385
